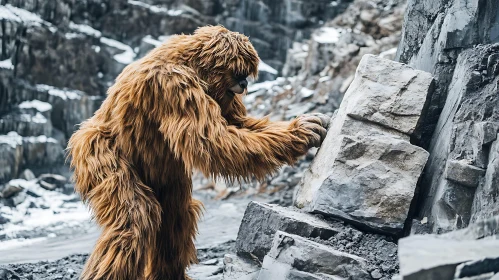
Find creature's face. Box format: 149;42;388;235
190;26;259;101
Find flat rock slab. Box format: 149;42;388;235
398;234;499;280
308;134;428;234
294;54;433;235
258;231;370;280
236;201;340;261
222;254;260;280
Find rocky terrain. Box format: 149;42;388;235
1;0;499;279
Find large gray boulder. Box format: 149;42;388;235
294;54;432;234
235;201;340;261
258;231;370;280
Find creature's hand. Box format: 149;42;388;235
292;113;331;148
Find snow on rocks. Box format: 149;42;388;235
100;37;137;65
18;100;52;113
0;178;90;243
294;55;433;235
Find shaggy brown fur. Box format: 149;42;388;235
68;25;329;280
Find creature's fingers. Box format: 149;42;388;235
307;113;331;128
307;131;322;147
301;114;331;128
303;123;327;146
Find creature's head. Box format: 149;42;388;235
187;26;260;101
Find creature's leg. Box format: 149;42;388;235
146;186;203;280
80;170;162;280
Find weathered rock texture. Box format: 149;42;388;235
258;231;371;280
398;216;499;280
415;45;499;233
235;201;340;261
395;0;499;233
294;54;432;234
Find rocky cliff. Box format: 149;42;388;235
1;0;499;279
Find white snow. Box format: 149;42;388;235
0;179;91;241
64;33;82;40
128;0;183;16
0;58;14;70
0;131;22;148
258;60;278;75
69;22;102;38
0;5;43;24
24;135;58;144
36;84;82;100
379;47;397;59
300;87;315;98
248;80;277;93
18;100;52;112
0;5;21;22
25;112;47;124
142;35;163;47
313;27;341;44
319;76;331;83
100;37;136;64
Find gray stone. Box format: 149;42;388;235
258;231;370;280
305;134;428;234
471;137;499;223
0;132;23;184
445;160;486;188
398;235;499;280
417;45;499;233
454;257;499;279
344;54;434;135
38;174;67;191
19;169;36;181
0;182;24;198
236;201;340;261
294;55;432;234
222;254;260;280
443;216;499;241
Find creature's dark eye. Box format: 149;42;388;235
235;74;248;81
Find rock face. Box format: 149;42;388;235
395;0;499;233
412;45;499;233
258;231;370;280
235;201;340;261
294;54;432;234
398;216;499;280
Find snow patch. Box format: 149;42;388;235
0;179;91;241
0;58;14;70
0;5;43;24
69;22;102;38
313;27;341;44
36;84;82;100
24;135;58;144
128;0;183;15
300;87;315;99
0;131;23;148
379;47;397;59
258;60;278;75
142;35;163;47
64;33;82;40
248;80;277;93
19;100;52;112
100;37;136;64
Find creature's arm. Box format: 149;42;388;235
146;65;328;180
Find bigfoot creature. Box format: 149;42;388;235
68;25;329;280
